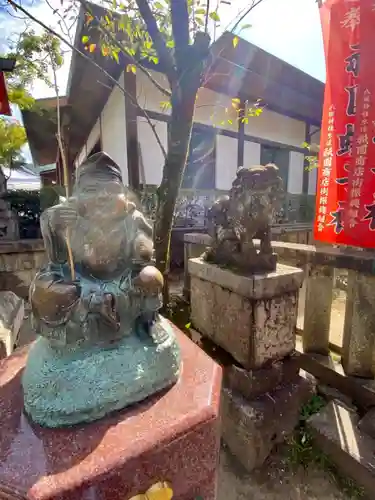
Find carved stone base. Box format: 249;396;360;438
22;316;180;428
189;258;304;370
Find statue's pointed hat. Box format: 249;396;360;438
75;152;123;185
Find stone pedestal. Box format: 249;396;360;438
189;258;312;472
189;258;304;369
0;326;222;500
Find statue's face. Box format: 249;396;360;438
70;179;135;278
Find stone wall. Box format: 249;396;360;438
0;240;46;299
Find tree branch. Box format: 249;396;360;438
6;0;167;160
134;0;176;79
170;0;189;70
230;0;264;34
77;0;172;98
204;0;210;33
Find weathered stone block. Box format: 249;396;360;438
358;408;375;439
189;258;303;369
0;291;24;359
225;355;300;400
221;377;314;472
308;401;375;499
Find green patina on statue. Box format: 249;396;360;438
22;152;181;428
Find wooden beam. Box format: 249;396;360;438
124;70;140;190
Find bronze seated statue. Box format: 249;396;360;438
22;152;181;428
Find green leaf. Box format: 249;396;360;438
232;97;240;104
166;40;175;48
232;36;239;48
185;322;191;329
82;35;89;44
154;1;164;9
160;100;171;111
209;11;220;22
126;63;137;74
112;50;119;63
195;17;204;26
195;8;206;14
240;23;252;30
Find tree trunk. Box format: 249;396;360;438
153;33;211;306
154;93;196;305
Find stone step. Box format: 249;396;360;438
295;337;375;411
307;400;375;499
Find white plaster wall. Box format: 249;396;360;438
101;72;128;185
287;151;304;194
194;87;237;133
308;166;318;195
137;117;168;185
136;70;171;115
86;118;100;155
244;108;305;148
136;71;238;133
215;134;238;190
243;141;261;166
77;145;87;166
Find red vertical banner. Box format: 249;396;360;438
0;72;11;117
346;0;375;244
314;0;375;248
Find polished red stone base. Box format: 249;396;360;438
0;326;222;500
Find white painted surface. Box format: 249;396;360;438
136;70;171;115
244;108;305;148
287;151;304;194
243;141;261;166
76;69;312;195
77;146;86;167
308;165;318;195
215;134;238;190
101;72;128;185
194;87;238;133
137;117;167;185
86;119;100;155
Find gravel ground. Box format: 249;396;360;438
218;446;351;500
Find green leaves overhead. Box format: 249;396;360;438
0;118;27;169
209;11;220;22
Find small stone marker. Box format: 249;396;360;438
0;291;24;359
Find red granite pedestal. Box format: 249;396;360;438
0;326;222;500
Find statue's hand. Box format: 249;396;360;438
31;273;81;323
50;205;78;232
98;293;120;331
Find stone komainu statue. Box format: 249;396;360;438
205;163;284;274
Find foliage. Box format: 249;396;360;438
2;189;41;238
0;117;27;168
3;29;63;110
302;141;319;171
2;185;63;239
0;28;64;173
